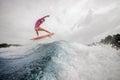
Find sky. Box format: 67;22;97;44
0;0;120;44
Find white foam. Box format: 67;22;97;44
52;42;120;80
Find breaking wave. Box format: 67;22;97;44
0;41;120;80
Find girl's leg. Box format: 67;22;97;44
38;27;51;33
35;29;39;36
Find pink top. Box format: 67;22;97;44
34;15;48;29
35;19;43;29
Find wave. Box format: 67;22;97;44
0;41;69;80
0;41;120;80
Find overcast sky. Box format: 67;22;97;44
0;0;120;44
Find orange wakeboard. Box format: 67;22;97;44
31;33;54;40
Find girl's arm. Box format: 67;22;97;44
41;15;50;20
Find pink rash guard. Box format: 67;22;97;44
34;15;48;29
34;19;43;29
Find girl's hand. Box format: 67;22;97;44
46;15;50;17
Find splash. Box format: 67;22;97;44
0;41;120;80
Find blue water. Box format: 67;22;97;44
0;41;65;80
0;41;75;80
0;41;120;80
